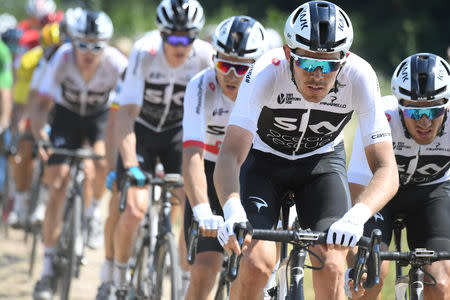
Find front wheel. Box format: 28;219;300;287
149;233;181;300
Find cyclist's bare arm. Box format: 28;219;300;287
214;125;253;207
182;146;208;207
105;108;118;171
116;103;140;169
354;141;398;214
0;88;12;129
30;94;54;141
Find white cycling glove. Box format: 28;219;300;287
192;203;224;231
327;203;372;247
217;197;248;247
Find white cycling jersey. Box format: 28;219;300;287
38;43;127;116
348;95;450;186
183;67;235;162
117;30;214;132
229;48;392;160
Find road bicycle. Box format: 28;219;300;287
353;215;450;300
120;173;184;300
50;148;103;300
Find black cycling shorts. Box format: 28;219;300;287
184;159;224;254
240;141;351;232
363;181;450;251
116;122;183;189
48;104;108;165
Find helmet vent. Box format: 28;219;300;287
319;21;329;44
396;61;407;77
161;7;170;23
440;60;450;75
418;73;428;95
317;3;329;8
231;32;243;51
339;10;350;27
292;8;303;25
192;7;198;22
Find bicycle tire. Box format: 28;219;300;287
214;272;230;300
58;194;82;300
150;233;181;300
130;229;150;300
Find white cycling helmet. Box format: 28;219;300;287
212;16;266;60
284;1;353;54
26;0;56;18
0;14;17;35
156;0;205;35
391;53;450;102
66;8;113;41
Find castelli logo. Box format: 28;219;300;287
209;82;216;91
272;58;280;66
385;113;391;122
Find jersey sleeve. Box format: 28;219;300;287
38;45;66;101
116;41;146;107
182;70;206;148
347;125;373;186
351;58;392;147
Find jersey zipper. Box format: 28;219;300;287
404;146;421;185
293;108;311;156
156;69;175;131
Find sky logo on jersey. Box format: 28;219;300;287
277;93;301;104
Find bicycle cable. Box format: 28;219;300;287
305;249;325;271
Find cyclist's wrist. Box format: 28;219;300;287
223;197;247;221
192;202;213;219
344;203;372;224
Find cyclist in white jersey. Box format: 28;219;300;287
346;53;450;299
95;0;213;298
30;9;127;300
182;16;266;300
213;1;398;299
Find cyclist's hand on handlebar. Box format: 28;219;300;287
327;203;372;249
37;139;52;162
126;166;147;186
192;203;224;237
344;268;366;299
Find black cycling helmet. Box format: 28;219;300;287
155;0;205;35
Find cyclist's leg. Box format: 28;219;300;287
184;160;224;300
231;151;280;300
295;142;350;300
407;181;450;299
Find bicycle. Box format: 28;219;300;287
49;147;103;300
352;215;450;300
120;172;184;300
230;220;381;300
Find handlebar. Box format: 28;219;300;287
379;249;450;263
118;173;183;212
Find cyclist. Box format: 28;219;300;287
346;53;450;299
95;0;212;298
182;16;266;300
213;1;398;299
30;8;127;300
7;21;66;227
0;39;13;140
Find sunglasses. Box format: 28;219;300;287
74;40;106;53
399;103;448;121
162;34;195;47
214;57;253;77
290;52;343;74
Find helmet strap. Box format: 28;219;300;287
289;57;299;90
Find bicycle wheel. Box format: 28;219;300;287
149;233;181;300
58;194;82;300
129;230;150;299
214;272;230;300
